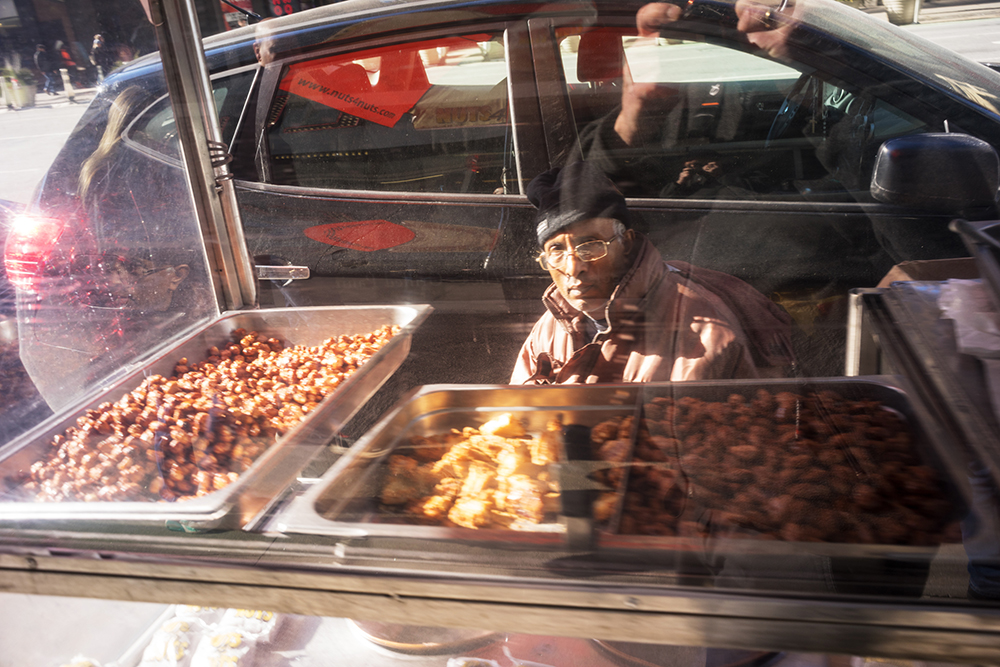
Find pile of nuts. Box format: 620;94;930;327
377;413;563;529
21;325;398;502
592;389;959;545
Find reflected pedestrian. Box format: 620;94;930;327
253;18;278;65
54;40;75;70
91;34;114;77
33;44;56;95
53;40;83;86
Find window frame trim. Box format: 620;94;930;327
122;63;260;167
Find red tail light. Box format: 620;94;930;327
3;215;67;291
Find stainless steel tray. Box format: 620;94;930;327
273;378;968;560
0;304;430;530
273;382;643;545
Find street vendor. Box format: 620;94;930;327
510;161;795;384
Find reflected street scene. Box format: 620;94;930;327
1;0;1000;662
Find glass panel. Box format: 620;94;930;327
266;33;510;193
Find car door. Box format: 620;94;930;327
528;6;1000;376
229;20;550;387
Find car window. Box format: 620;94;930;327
127;70;256;160
561;29;930;201
265;33;512;194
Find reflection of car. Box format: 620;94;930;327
0;198;50;442
839;0;919;25
0;199;21;318
7;0;1000;412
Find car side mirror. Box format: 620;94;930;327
870;133;1000;213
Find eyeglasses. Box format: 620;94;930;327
132;264;173;279
69;252;169;279
62;253;172;309
536;238;618;270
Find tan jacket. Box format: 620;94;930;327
511;235;793;384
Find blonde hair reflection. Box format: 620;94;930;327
77;85;147;205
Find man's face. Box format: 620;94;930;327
254;39;276;65
541;217;632;318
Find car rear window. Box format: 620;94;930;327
264;33;511;194
127;69;256;160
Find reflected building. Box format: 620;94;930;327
0;0;312;77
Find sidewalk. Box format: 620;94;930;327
917;0;1000;22
1;85;98;113
860;0;1000;23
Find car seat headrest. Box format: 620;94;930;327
577;30;625;83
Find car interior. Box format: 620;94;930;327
563;26;929;202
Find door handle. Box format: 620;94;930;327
255;265;310;280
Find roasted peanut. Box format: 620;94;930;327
595;389;957;546
26;325;399;502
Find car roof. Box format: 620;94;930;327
110;0;1000;119
116;0;571;76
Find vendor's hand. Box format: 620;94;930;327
636;2;683;37
735;0;798;61
612;2;683;146
614;58;673;146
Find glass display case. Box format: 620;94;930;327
1;0;999;664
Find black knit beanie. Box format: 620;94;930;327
527;162;631;246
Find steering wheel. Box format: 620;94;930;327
765;73;817;148
821;92;877;189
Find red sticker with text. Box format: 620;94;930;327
304;220;415;251
280;48;430;128
278;35;494;128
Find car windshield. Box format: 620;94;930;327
796;0;1000;116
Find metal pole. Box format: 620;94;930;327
58;68;75;102
1;76;11;109
845;288;882;376
141;0;257;311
